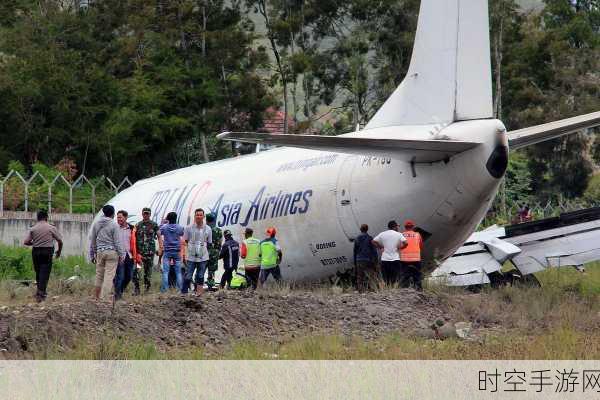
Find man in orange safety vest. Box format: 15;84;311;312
399;220;424;290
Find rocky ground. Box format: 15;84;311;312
0;288;453;358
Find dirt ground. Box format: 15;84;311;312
0;288;451;358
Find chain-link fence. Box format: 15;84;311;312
0;170;133;214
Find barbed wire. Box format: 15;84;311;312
0;170;133;214
482;198;599;227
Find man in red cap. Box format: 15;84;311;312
399;220;424;290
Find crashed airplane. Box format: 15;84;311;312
101;0;600;284
431;207;600;287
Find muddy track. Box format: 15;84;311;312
0;289;450;358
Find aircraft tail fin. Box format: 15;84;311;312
218;131;480;163
365;0;493;129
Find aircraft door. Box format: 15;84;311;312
336;155;361;241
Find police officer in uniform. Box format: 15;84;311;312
24;210;63;302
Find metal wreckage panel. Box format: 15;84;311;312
431;213;600;286
510;228;600;275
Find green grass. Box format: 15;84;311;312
36;326;600;360
535;261;600;296
42;337;167;360
0;245;95;281
9;256;600;360
219;327;600;360
0;245;97;304
40;336;206;360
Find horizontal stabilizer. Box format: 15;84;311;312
217;131;481;163
508;111;600;150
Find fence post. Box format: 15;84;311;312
24;180;28;212
91;185;96;213
48;185;52;214
106;177;118;196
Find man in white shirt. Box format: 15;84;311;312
372;220;408;286
182;208;212;295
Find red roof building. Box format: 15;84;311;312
262;107;295;134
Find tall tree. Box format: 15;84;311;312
0;0;273;179
496;0;599;201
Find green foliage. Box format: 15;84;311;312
0;246;31;280
0;0;273;179
583;174;600;203
6;160;26;175
495;1;599;201
0;0;597;206
504;152;533;204
0;245;95;281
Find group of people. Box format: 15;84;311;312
88;205;284;300
23;206;421;302
353;219;424;292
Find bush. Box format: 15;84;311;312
0;245;95;281
583;174;600;204
0;246;32;280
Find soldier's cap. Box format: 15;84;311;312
206;212;216;222
142;207;151;214
224;229;232;237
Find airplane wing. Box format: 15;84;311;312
217;131;481;163
507;111;600;150
430;207;600;286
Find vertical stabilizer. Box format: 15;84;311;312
365;0;493;129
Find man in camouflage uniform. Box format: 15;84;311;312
206;213;222;289
134;207;162;295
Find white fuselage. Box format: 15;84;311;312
101;119;506;281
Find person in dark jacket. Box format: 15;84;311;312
353;224;379;292
219;230;240;288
